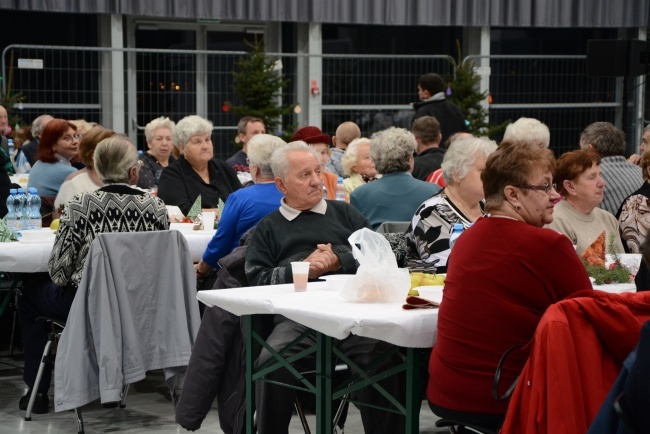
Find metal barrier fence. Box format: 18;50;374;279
2;44;621;159
466;55;620;155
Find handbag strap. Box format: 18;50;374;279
492;343;525;401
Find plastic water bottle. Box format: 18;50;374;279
7;138;14;157
335;177;346;201
322;180;328;200
26;187;42;230
449;223;464;251
15;188;26;227
21;188;31;229
5;189;21;235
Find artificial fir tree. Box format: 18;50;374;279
447;40;508;139
230;37;295;141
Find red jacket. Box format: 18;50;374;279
501;290;650;434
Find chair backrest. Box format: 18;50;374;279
54;230;201;412
376;221;410;234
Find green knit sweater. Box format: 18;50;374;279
245;200;370;286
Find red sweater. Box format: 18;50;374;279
501;291;650;434
427;217;592;415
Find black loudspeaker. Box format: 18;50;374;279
587;39;649;77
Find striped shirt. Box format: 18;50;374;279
599;156;643;215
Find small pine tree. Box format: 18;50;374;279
230;36;295;141
447;40;508;139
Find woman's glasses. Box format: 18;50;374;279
517;183;557;194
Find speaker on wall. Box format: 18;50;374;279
587;39;649;77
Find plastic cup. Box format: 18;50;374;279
202;211;216;231
291;262;310;292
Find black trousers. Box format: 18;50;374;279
19;273;75;394
255;316;406;434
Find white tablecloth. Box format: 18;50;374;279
0;228;215;273
593;282;637;293
197;281;438;348
9;174;29;189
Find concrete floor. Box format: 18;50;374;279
0;348;444;434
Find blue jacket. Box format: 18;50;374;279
350;172;440;230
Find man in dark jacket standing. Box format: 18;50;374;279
412;73;469;142
412;115;445;181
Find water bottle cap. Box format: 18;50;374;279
8;138;13;143
17;188;25;193
453;223;464;230
9;189;17;194
338;177;343;182
28;187;37;193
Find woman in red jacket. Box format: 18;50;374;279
427;141;593;430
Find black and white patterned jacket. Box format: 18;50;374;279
49;184;169;287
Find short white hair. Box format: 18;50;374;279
442;136;498;185
145;117;175;142
342;137;370;176
370;127;416;174
173;115;212;148
271;141;319;179
503;117;550;148
94;135;138;183
247;134;287;178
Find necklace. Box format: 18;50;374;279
445;187;484;222
490;214;519;221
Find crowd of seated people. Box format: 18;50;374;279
7;105;650;434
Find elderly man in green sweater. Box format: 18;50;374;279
245;141;405;434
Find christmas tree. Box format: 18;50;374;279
447;40;508;139
230;36;296;141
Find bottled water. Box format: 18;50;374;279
7;138;14;160
335;177;346;201
15;188;26;227
26;187;42;230
322;180;328;200
448;223;464;251
5;188;21;235
20;188;30;230
15;150;31;173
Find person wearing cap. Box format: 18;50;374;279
291;125;337;200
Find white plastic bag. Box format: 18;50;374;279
341;228;411;303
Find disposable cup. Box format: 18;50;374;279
202;211;216;231
291;261;310;292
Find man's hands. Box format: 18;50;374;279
195;259;213;276
303;243;341;279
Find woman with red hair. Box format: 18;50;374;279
27;119;79;196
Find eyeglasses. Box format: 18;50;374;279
517;183;557;194
61;134;82;142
